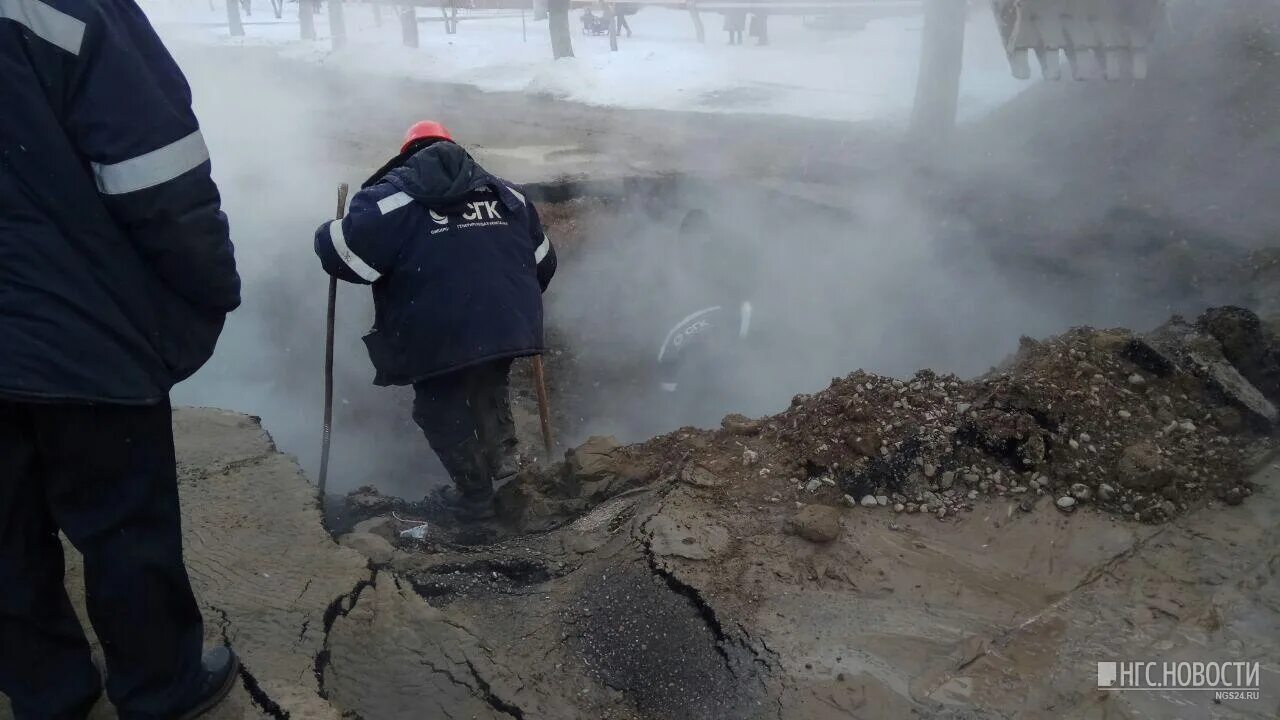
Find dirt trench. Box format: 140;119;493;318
14;306;1280;719
4;398;1276;719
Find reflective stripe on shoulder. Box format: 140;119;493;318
657;305;721;362
328;219;381;283
535;234;551;263
377;191;413;215
0;0;85;55
507;185;526;206
92;130;210;195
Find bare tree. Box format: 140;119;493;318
300;0;317;39
688;0;705;43
400;4;420;47
331;0;348;48
909;0;966;144
547;0;573;58
226;0;245;35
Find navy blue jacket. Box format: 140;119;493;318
315;143;556;386
0;0;240;403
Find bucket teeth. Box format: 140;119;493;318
991;0;1164;81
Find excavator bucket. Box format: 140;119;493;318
991;0;1166;80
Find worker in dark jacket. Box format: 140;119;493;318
655;209;754;427
0;1;242;718
315;121;556;518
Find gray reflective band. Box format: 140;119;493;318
535;235;551;263
328;220;381;283
377;191;413;215
91;130;210;196
0;0;84;55
657;305;721;362
508;185;527;206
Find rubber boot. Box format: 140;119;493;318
473;378;520;483
437;438;496;520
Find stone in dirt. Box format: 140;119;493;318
721;413;762;436
353;515;398;544
339;532;396;565
1116;442;1176;491
681;463;724;488
846;431;881;458
786;505;843;543
648;513;732;560
860;495;879;507
346;485;400;513
566;435;623;482
1197;306;1280;404
1056;496;1077;512
1127;316;1278;428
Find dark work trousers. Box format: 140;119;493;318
0;400;204;720
411;359;514;453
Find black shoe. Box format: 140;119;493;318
489;442;520;483
437;439;496;520
176;647;239;720
450;491;498;521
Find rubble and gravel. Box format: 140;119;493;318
471;307;1279;535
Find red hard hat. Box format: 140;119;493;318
401;120;454;154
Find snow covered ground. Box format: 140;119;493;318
143;0;1029;125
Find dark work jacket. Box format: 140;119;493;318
314;143;557;386
0;0;240;403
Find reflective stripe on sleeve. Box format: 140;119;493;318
92;130;210;195
377;191;413;215
328;219;382;283
535;235;551;263
0;0;85;54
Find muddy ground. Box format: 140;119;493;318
4;364;1275;719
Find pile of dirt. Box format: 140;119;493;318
472;306;1279;533
309;308;1280;720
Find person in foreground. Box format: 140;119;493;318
0;1;242;717
315;121;557;520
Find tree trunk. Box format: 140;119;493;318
330;0;347;49
300;0;316;40
608;5;618;51
547;0;574;59
688;0;705;43
226;0;245;35
400;5;419;48
271;0;283;19
909;0;966;146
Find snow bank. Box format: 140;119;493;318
143;0;1027;124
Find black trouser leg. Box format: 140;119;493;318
413;369;492;501
11;400;204;720
412;370;480;453
468;360;517;481
0;404;102;720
